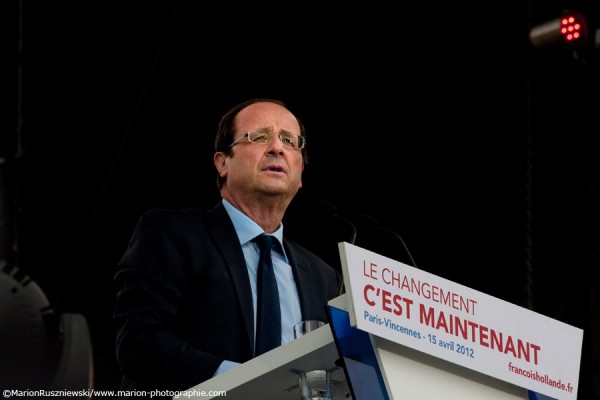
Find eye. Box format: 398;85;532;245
280;134;296;148
251;132;271;143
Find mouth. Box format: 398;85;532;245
264;164;286;174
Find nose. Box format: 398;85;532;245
267;133;285;153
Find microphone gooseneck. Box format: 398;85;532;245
350;213;418;269
311;198;357;245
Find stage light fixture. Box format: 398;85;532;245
529;10;589;48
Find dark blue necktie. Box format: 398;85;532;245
254;234;281;356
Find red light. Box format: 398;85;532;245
529;9;589;48
560;13;587;44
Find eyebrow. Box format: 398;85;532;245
252;127;299;136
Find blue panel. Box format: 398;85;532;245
326;304;389;400
528;391;557;400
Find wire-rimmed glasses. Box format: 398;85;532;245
229;131;305;150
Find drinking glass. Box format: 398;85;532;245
293;320;325;339
293;320;331;400
297;369;332;400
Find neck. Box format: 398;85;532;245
222;191;288;233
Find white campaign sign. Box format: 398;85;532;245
339;242;583;400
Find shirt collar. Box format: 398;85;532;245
222;198;284;248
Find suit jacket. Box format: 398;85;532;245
113;202;342;391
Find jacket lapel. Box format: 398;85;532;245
205;203;256;353
285;242;311;318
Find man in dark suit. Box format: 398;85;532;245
113;98;342;392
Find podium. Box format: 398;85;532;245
183;319;350;399
326;294;531;400
183;293;534;400
183;243;583;400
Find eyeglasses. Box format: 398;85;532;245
228;131;306;150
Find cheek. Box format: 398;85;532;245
228;155;256;179
292;161;304;185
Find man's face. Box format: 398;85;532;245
215;102;304;203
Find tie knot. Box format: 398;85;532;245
255;234;274;252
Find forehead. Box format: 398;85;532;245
235;102;300;133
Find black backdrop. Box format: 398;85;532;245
3;1;600;397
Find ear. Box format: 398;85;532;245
214;152;227;178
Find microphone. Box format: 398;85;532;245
310;198;357;245
297;199;357;293
350;213;418;268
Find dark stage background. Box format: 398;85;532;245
2;1;600;398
